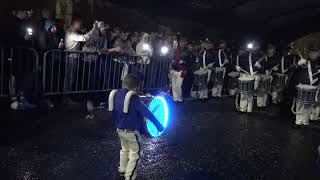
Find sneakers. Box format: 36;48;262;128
85;114;94;120
10;100;23;110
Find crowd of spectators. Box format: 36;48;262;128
0;7;233;110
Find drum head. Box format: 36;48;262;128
260;74;271;79
215;67;225;72
275;73;286;77
146;96;170;137
228;72;239;77
239;77;254;81
297;84;317;90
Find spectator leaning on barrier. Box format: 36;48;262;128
63;18;99;103
65;18;99;52
82;21;109;119
113;30;136;55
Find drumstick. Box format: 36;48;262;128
240;68;250;74
255;55;267;64
312;71;320;77
296;49;304;60
269;64;280;72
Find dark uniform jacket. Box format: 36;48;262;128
237;51;263;74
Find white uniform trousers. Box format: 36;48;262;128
310;105;320;121
171;70;184;102
240;94;253;112
272;91;282;104
117;129;143;180
257;93;268;107
229;89;237;96
295;102;312;125
212;84;223;97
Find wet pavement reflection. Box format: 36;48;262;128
0;97;320;180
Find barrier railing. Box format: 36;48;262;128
42;50;171;95
0;47;39;98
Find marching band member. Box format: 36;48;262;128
235;43;263;112
257;44;280;106
109;74;164;180
212;40;229;97
292;42;320;127
193;39;215;99
271;45;297;104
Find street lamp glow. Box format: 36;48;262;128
161;46;169;55
247;43;253;49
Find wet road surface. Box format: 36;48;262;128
0;97;320;180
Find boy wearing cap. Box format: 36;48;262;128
109;74;164;180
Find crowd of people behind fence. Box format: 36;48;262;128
2;7;320;128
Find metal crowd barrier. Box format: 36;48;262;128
42;50;171;95
0;47;39;98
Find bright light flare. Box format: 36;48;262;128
247;43;253;49
161;46;169;55
143;43;151;51
27;28;33;35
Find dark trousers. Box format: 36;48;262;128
182;71;193;98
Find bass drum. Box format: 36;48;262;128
141;93;172;137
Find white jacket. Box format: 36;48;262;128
65;26;98;52
136;33;153;64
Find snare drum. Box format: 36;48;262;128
193;70;208;91
272;73;287;91
257;74;272;93
296;84;317;105
211;67;225;85
228;72;240;90
238;76;254;95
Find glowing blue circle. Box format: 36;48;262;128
146;96;169;137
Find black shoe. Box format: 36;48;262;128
115;172;125;180
294;124;302;129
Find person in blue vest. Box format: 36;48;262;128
108;73;164;180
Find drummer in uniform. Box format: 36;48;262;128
292;42;320;127
235;42;263;112
258;44;281;106
109;74;164;180
211;40;230;98
192;39;215;99
271;44;298;104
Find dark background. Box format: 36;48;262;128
1;0;320;42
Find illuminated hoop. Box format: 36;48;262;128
146;96;169;137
